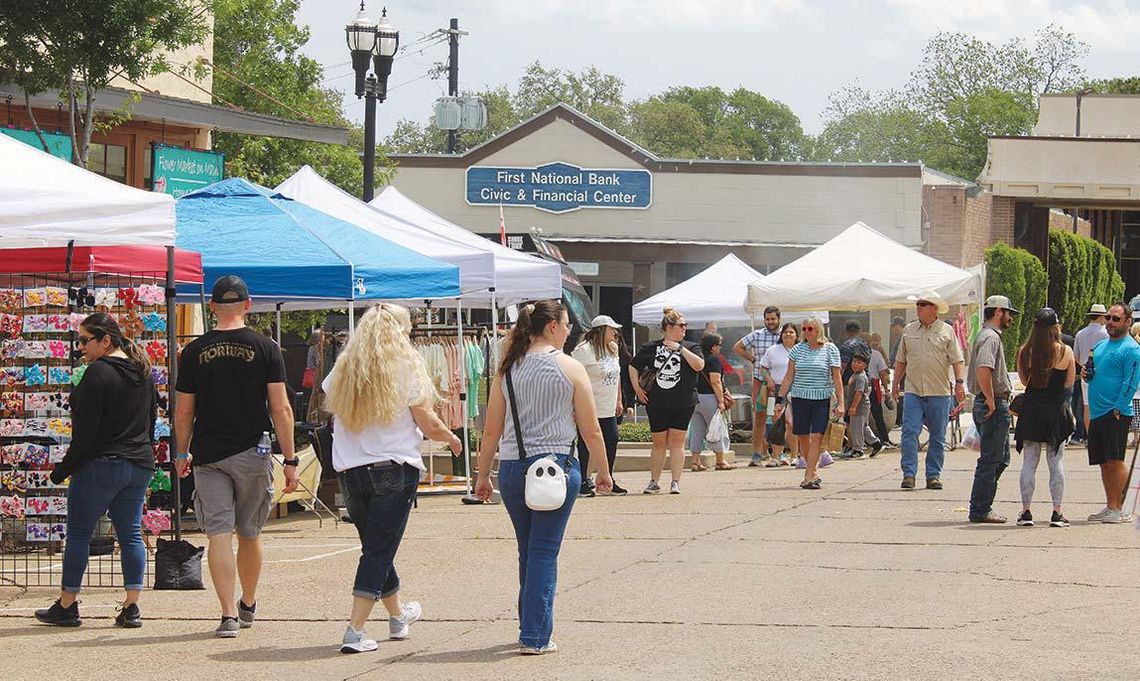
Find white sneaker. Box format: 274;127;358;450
1101;510;1134;524
669;481;680;495
1088;507;1112;522
389;601;421;640
643;480;661;494
520;640;558;655
340;625;378;653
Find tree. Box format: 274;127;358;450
0;0;208;165
386;86;517;154
515;62;628;133
209;0;373;193
1084;76;1140;94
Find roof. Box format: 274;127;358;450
922;167;975;187
391;103;922;178
547;235;818;249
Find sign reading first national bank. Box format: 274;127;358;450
466;162;651;213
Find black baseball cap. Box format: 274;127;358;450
1035;307;1059;327
211;275;249;303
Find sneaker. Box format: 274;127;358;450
819;451;834;467
669;481;681;495
794;456;806;469
870;441;884;457
389;601;422;640
1087;507;1113;522
1016;510;1034;527
834;448;854;459
237;599;256;628
749;453;763;467
34;599;81;627
341;625;378;653
520;640;559;655
849;450;865;459
643;480;661;494
900;476;915;490
578;483;595;498
764;456;780;468
969;511;1007;524
1101;509;1134;524
1049;511;1070;528
925;478;943;490
114;603;142;628
778;453;792;466
610;481;628;496
215;616;240;638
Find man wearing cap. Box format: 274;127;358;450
1072;304;1109;443
734;306;782;466
1083;302;1140;523
967;296;1018;522
893;291;966;490
174;275;299;637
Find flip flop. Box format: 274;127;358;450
715;462;737;470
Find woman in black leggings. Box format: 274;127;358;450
572;316;628;496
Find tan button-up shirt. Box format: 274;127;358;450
895;320;964;397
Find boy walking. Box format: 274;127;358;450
844;352;882;458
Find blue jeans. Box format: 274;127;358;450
1071;380;1086;440
62;458;151;593
969;395;1011;520
498;453;580;648
900;393;952;479
338;462;419;599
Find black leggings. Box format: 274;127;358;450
577;416;619;479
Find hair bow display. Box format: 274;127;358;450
71;364;87;385
150;366;168;386
23;288;46;307
25;364;46;386
47;367;71;386
2;391;23;417
153;440;169;463
149;468;172;493
67;286;94;308
142;509;171;535
137;284;164;305
0;313;22;337
0;495;25;519
1;470;26;494
0;289;22;313
69;313;86;333
46;287;69;307
22;315;46;333
122;310;144;338
153;419;171;438
2;366;25;387
118;287;139;310
142;312;166;333
47;417;71;437
48;340;67;359
23;392;49;413
1;339;21;359
145;339;167;363
94;288;118;308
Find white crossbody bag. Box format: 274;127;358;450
505;367;575;512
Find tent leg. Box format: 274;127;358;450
348;302;355;337
275;303;282;346
199;285;208;332
458;297;479;505
165;246;182;541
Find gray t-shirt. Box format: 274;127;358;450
846;371;872;415
967;324;1011;397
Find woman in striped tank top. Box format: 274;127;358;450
474;300;612;655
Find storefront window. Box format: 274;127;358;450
86;142;128;184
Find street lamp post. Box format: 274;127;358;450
346;3;399;202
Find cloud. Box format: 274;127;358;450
886;0;1140;44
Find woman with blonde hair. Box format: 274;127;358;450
322;304;462;654
773;316;843;489
630;307;705;494
474;300;611;655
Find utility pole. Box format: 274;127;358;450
447;18;459;154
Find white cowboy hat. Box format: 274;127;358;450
907;291;949;315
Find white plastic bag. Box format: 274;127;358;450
963;423;981;451
706;410;728;444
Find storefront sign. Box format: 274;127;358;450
151;143;224;198
568;261;599;277
1;128;73;161
466;162;651;213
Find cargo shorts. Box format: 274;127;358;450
193;447;274;538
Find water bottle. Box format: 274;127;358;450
1085;350;1096;382
255;431;272;458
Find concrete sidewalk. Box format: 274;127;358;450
2;445;1138;680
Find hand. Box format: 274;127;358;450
663;339;680;351
175;455;192;478
474;472;494;501
447;433;463;456
984;397;996;420
773;404;785;419
594;470;613;493
892;385;901;401
847;406;856;417
634;388;649;405
283;464;300;494
615;402;623;417
832;405;845;419
625;407;634;418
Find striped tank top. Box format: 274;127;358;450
499;349;576;460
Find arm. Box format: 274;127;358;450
474;375;506;501
629;363;648;404
679;344;704;371
892;361;907;399
951;361;967;402
976;367;996;419
267;382;298;493
1113;350;1140;416
848;387;862;416
1016;348;1030;387
51;369;106;482
832;366;845;417
411;403;463;454
564;358;612;490
773;360;795;419
1063;347;1076;389
173;391;195;478
709;371;730;409
733;338;754;363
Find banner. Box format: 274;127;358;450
466;161;651;213
1;128;73;162
151;143;224;198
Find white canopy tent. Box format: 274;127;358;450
744;222;982;313
633;254;826;326
0;132;175;247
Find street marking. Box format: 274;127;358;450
264;546;358;564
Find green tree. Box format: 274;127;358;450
386;86;517;154
1084;76;1140;94
0;0;208;165
209;0;373;193
515;62;628;133
986;243;1047;364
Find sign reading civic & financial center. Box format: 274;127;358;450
466;162;651;213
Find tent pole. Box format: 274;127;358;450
348;302;355;337
489;288;498;369
165;245;182;541
199;285;208;332
457;296;476;503
275;303;282;346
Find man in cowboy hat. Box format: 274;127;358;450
1072;303;1109;443
967;295;1018;523
892;290;966;490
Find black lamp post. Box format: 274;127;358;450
346;3;399;201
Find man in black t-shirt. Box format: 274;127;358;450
174;275;298;638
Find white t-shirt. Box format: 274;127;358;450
759;343;793;384
321;370;427;472
572;342;620;416
869;348;889;381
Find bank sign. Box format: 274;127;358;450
151;143;224;198
466;162;651;213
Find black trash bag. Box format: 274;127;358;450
154;538;205;590
768;413;787;447
89;536;115;556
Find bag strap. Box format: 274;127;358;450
504;367;527;459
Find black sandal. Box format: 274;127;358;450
805;478;821;489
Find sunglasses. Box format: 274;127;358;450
77;335;95;345
802;326;816;332
1108;315;1127;322
916;301;935;308
670;322;688;328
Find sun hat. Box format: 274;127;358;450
1087;303;1108;317
907;291;949;315
590;315;622;329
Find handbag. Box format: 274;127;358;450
302;367;315;389
823;419;846;452
154;538;206;590
505;367;574;512
637;366;657;395
706;410;728;444
768;413;787;447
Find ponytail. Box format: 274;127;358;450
80;313;152;374
497;300;565;376
121;337;153;374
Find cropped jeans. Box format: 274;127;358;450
498;453;580;649
338;461;420;599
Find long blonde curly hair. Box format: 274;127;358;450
324;304;436;431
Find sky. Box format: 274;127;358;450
295;0;1140;139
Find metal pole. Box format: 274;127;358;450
275;303;283;346
446;18;459;154
363;75;378;201
348;303;355;337
458;296;474;501
165;245;182;540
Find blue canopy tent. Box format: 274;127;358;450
175;178;460;306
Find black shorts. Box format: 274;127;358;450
791;398;830;435
1088;413;1130;465
646;401;697;433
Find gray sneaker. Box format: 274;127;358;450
237;599;255;628
669;481;680;495
1101;509;1134;524
340;625;378;653
520;640;558;655
643;480;661;494
389;601;421;640
1088;507;1113;522
214;616;240;638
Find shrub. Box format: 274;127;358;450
618;421;652;443
1047;230;1126;333
985;243;1045;365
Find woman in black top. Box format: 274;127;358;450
687;334;735;471
630;307;704;495
35;313;157;629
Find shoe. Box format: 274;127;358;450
1016;510;1034;527
764;457;780;468
749;453;763;467
389;601;422;640
520;640;559;655
610;481;628;496
215;616;240;638
643;480;661;494
341;625;378;653
578;483;595;498
237;599;256;628
778;454;792;466
870;441;884;457
669;481;681;495
794;456;806;469
114;603;142;628
834;448;854;459
901;476;915;490
819;452;834;467
969;512;1007;524
34;599;81;627
799;478;821;490
849;450;865;459
1049;511;1070;528
1100;509;1134;524
925;478;943;490
1087;507;1113;522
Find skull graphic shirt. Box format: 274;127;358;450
633;340;704;409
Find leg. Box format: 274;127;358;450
686;406;708;469
1045;443;1065;512
1103;460;1129;510
969;398;1011;520
900;393;923;479
518;456;580;648
922;395;952;481
752;378;769;459
649;430;667;483
849;412;867;454
235;536;263;608
1020;441;1042;511
803;434;823;481
59;460;117;605
575;428;590;480
786;405;798;458
667;428;687;482
105;463;151;607
497;459;533;627
599;417;620;476
207;534;239;617
870;390;889;443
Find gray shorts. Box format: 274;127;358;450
193;447;274;537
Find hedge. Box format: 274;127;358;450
1048;230;1126;334
618;421;652;443
985;243;1046;365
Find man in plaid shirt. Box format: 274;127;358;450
734;306;782;465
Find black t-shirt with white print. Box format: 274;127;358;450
632;340;704;409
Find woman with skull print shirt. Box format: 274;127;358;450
630;308;705;495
